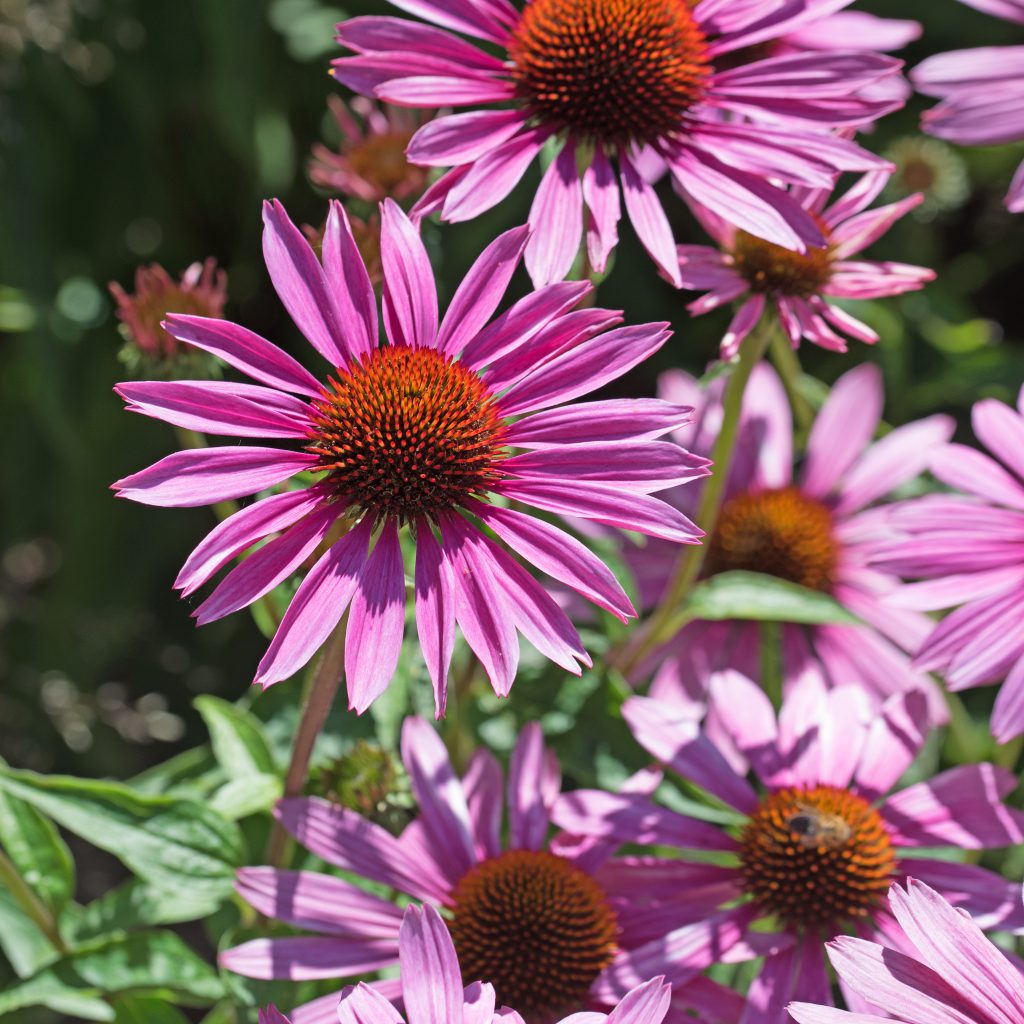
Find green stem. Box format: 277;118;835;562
616;320;773;674
768;324;815;436
264;619;348;868
0;847;67;953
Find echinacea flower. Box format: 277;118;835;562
871;388;1024;742
790;879;1024;1024
554;675;1024;1024
109;258;227;364
222;719;735;1024
308;95;430;204
332;0;901;287
675;169;934;356
627;361;951;718
913;0;1024;213
112;199;705;715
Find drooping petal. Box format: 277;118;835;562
398;905;465;1024
414;521;456;718
583;147;621;273
254;518;373;688
621;150;682;287
526;142;585;287
346;520;407;713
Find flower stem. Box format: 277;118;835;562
264;619;348;868
0;847;67;953
767;324;815;437
617;320;773;674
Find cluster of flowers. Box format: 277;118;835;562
106;0;1024;1023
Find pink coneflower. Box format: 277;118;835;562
871;388;1024;742
112;199;704;714
554;677;1024;1024
332;0;901;287
109;259;227;363
790;879;1024;1024
308;95;430;204
913;0;1024;213
222;719;707;1024
627;361;952;718
675;169;934;356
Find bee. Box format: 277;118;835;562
786;808;852;849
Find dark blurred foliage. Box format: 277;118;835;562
0;0;1022;789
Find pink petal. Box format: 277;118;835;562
262;200;349;367
437;225;530;356
469;501;635;621
508;723;560;851
345;520;406;713
162;314;322;396
175;486;326;596
386;0;512;44
113;447;318;508
526;143;585;286
376;74;516;106
381;199;438;349
621;151;681;287
507;398;692;448
220;936;395;980
194;503;338;625
853;689;929;800
801;363;883;498
441;128;548;222
440;516;519;695
407;109;524;166
397;905;465;1024
583;147;621;273
992;654;1024;743
497;477;701;545
401;717;477;878
973;396;1024;482
462;749;503;860
254;518;372;688
323;202;378;365
414;521;456;719
500;323;672;416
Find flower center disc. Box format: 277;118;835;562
706;486;838;591
732;229;833;298
449;849;618;1017
740;785;896;928
307;346;507;523
348;131;417;195
509;0;711;146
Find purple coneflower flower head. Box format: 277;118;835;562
789;878;1024;1024
871;387;1024;742
553;676;1024;1024
222;718;689;1024
627;361;952;718
676;169;934;356
109;258;227;365
332;0;901;287
112;200;705;715
309;95;431;204
913;0;1024;213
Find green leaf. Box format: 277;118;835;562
0;931;225;1016
0;768;243;899
131;745;219;798
0;787;75;915
0;889;56;978
209;774;282;820
195;696;276;780
68;878;224;944
682;571;861;626
113;994;192;1024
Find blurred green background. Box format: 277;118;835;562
1;0;1022;791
